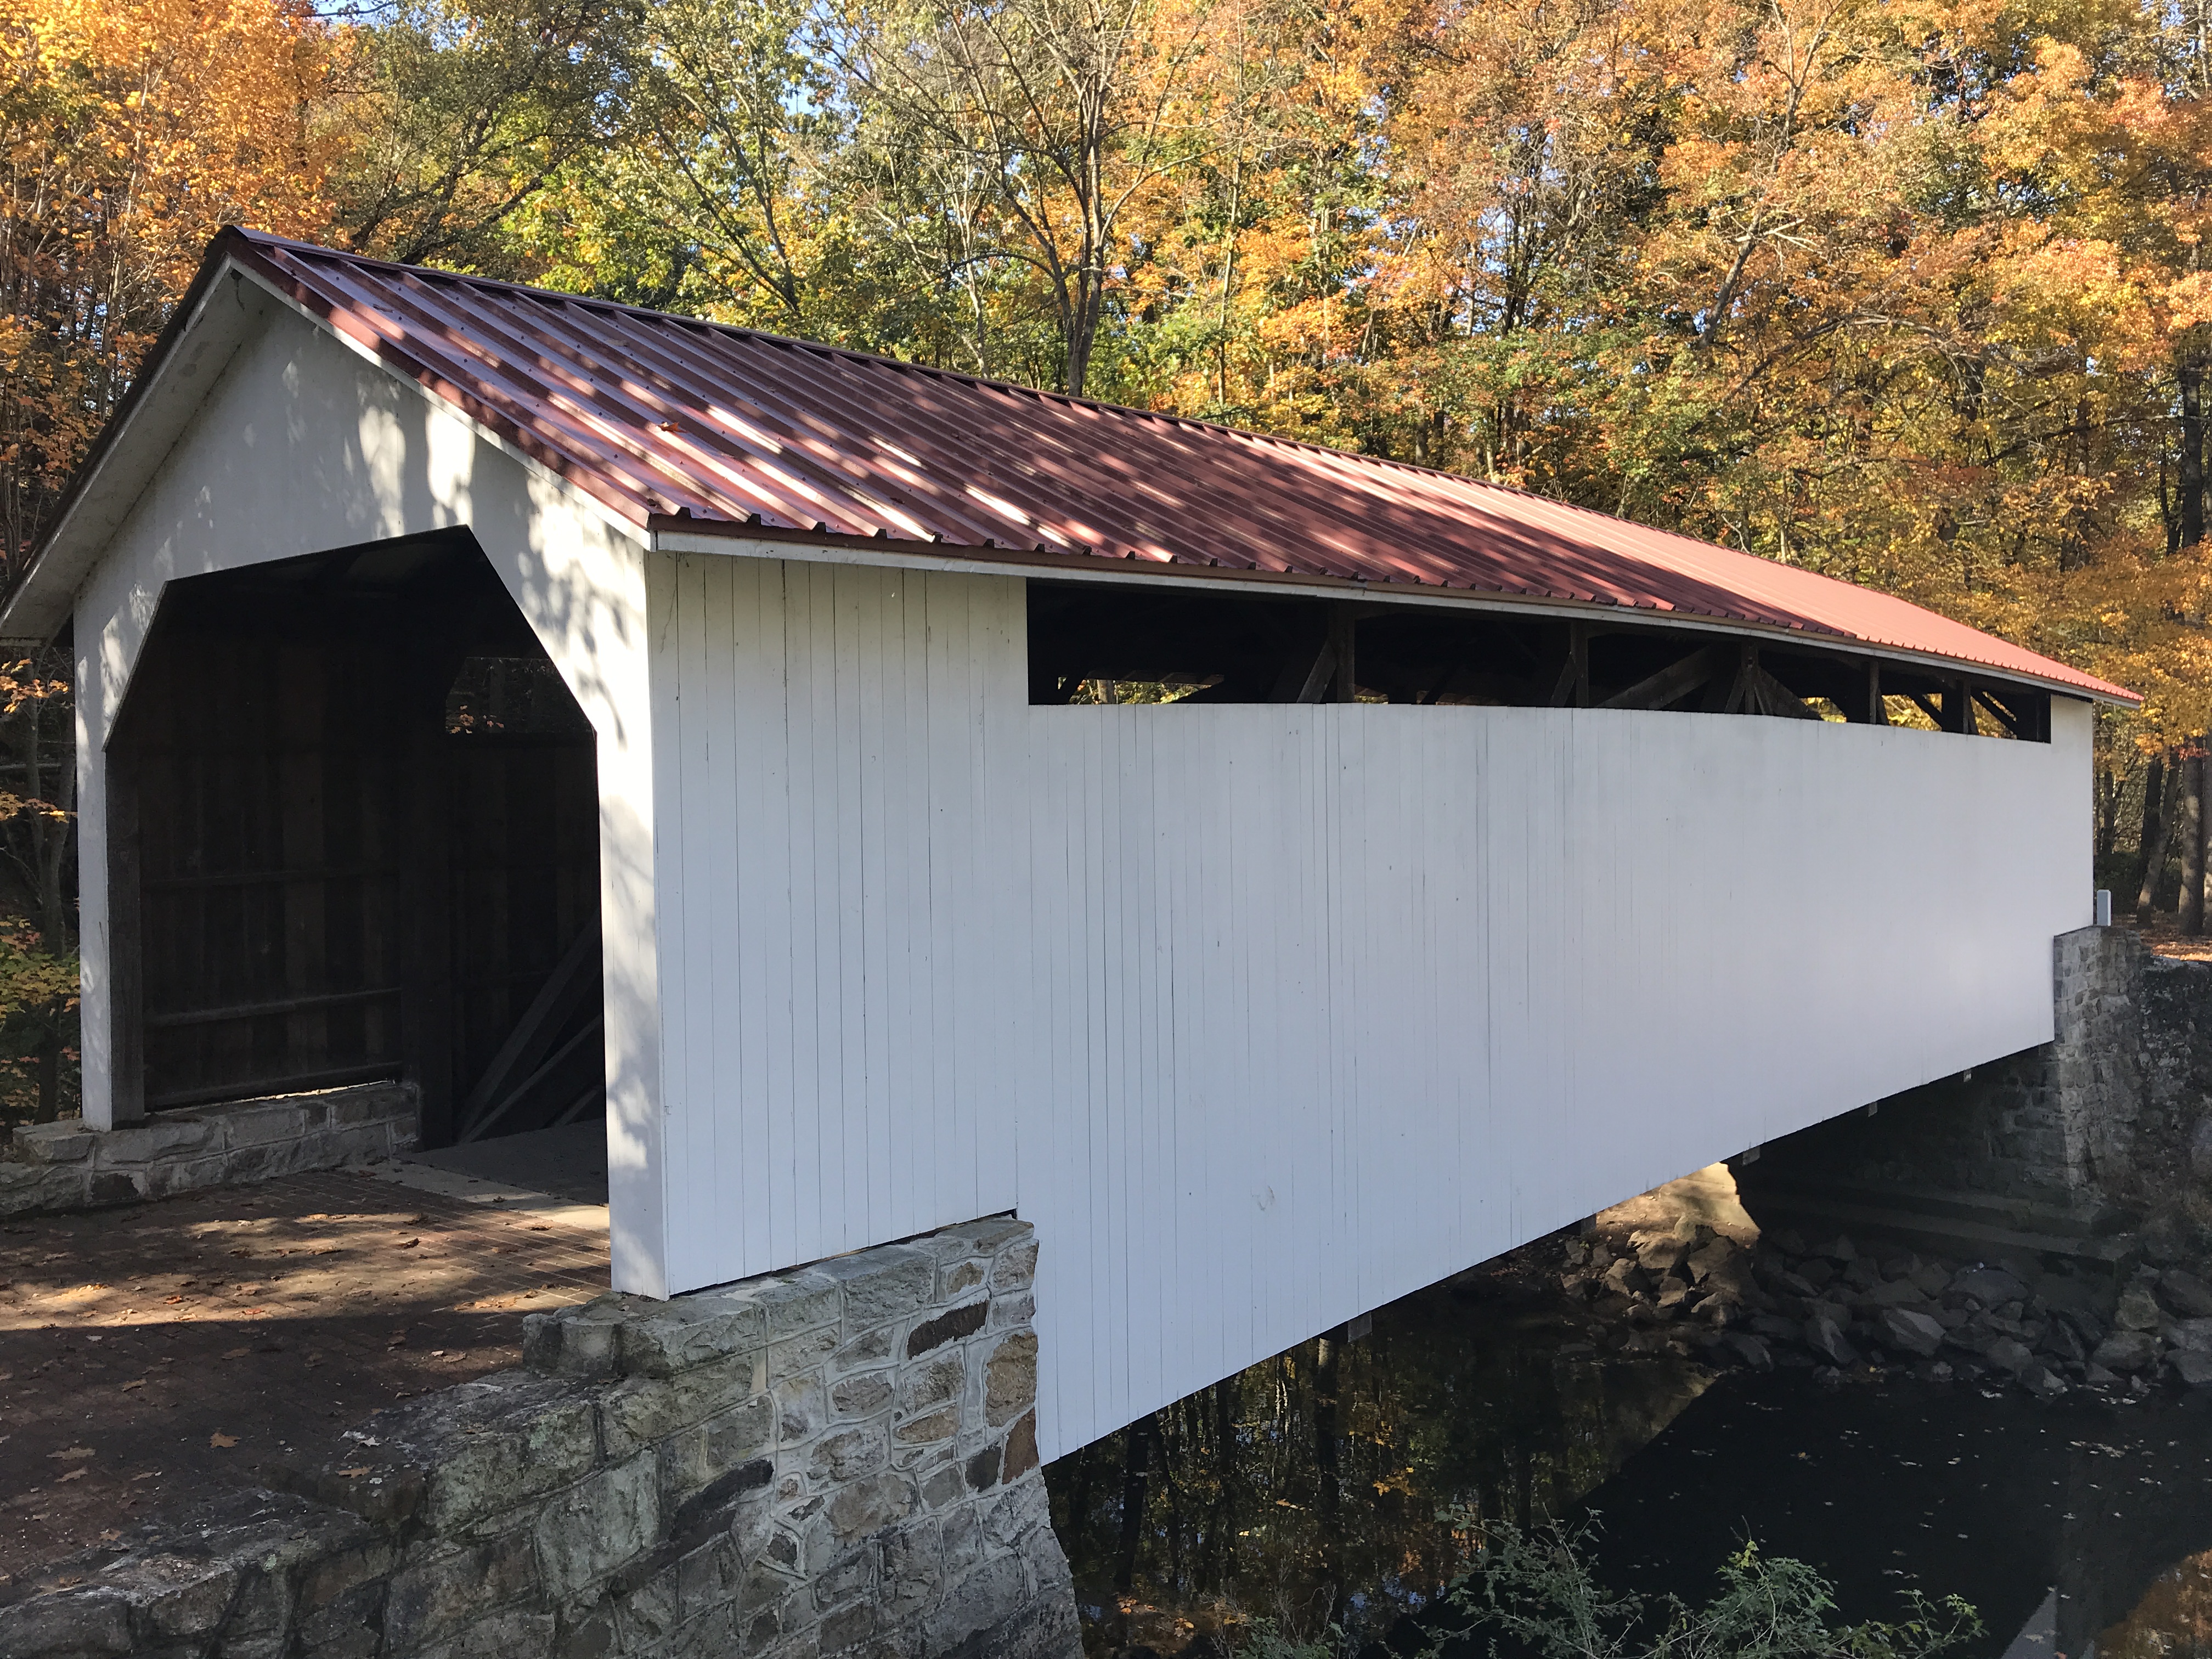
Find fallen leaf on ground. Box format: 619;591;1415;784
221;1346;249;1359
119;1379;144;1391
58;1468;86;1482
396;1239;420;1250
209;1432;237;1448
48;1447;92;1461
336;1466;370;1478
98;1530;119;1542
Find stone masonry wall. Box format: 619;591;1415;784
2052;925;2149;1194
0;1215;1080;1659
2136;953;2212;1184
0;1082;420;1220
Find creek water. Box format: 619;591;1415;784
1045;1225;2212;1659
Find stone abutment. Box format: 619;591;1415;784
0;1216;1080;1659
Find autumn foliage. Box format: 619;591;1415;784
0;0;336;576
3;0;2212;890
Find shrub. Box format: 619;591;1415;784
1421;1516;1979;1659
0;919;79;1129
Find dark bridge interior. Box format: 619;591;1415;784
1028;580;2054;738
104;530;602;1147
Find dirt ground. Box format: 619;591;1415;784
0;1167;609;1590
2128;914;2212;962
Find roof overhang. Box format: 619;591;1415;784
650;517;2135;706
3;228;2143;710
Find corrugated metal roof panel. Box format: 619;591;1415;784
218;228;2132;702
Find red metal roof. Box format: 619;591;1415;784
219;229;2128;701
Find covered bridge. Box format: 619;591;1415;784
2;229;2132;1462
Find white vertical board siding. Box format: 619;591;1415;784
650;556;1029;1293
1015;698;2084;1458
646;555;2087;1462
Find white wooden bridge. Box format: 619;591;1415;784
2;230;2129;1460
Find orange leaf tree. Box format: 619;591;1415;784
0;0;339;580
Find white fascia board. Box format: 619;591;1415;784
650;525;2119;708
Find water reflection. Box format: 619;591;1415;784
1047;1252;2212;1659
1048;1260;1710;1654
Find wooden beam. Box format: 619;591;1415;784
1745;663;1819;719
146;1062;402;1113
1865;659;1887;725
1941;681;1975;733
1271;636;1337;703
146;985;403;1029
1976;684;2049;740
1973;688;2021;736
463;1014;606;1144
454;922;602;1142
1595;645;1726;710
1548;622;1590;708
1327;603;1358;702
1718;644;1757;715
1906;691;1944;727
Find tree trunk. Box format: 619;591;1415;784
2181;751;2205;935
2138;752;2170;917
2182;360;2207;552
2098;767;2122;863
1313;1331;1340;1526
2199;754;2212;935
1113;1417;1152;1593
1204;1379;1235;1592
1312;1331;1342;1623
15;648;75;951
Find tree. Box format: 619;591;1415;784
329;0;639;275
0;0;338;582
830;0;1224;393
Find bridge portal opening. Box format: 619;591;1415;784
103;531;603;1149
